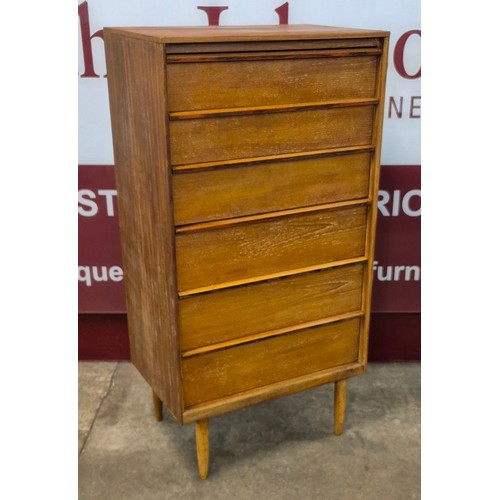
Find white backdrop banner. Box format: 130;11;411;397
78;0;420;166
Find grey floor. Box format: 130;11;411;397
79;361;420;500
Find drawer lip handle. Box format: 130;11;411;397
169;98;378;121
175;197;370;235
178;256;369;298
181;362;366;423
172;145;374;173
181;310;365;358
166;47;381;63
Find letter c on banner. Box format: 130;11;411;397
394;30;421;80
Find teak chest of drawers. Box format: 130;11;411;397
104;24;389;479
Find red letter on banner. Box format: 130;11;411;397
393;29;421;79
197;6;229;26
275;3;289;25
78;1;104;78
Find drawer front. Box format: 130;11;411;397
169;106;374;165
173;152;371;225
182;318;361;407
176;205;367;293
179;263;364;351
167;55;377;111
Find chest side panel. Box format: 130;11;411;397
104;32;183;421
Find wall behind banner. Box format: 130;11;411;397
78;0;421;361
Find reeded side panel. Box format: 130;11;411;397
104;31;183;421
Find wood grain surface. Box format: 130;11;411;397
334;379;348;435
165;39;380;54
167;55;377;111
165;38;381;54
195;419;209;479
173;151;371;225
104;31;183;421
182;363;365;423
179;263;364;351
105;25;390;44
182;318;361;407
176;205;368;292
169;105;374;165
358;35;390;364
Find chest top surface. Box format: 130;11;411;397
104;24;389;43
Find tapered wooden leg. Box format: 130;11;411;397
152;390;163;422
195;418;209;480
334;379;348;436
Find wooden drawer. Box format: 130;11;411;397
176;205;367;293
166;55;378;111
182;318;361;407
179;263;364;352
169;106;374;165
173;151;371;225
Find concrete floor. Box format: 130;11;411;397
79;361;420;499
